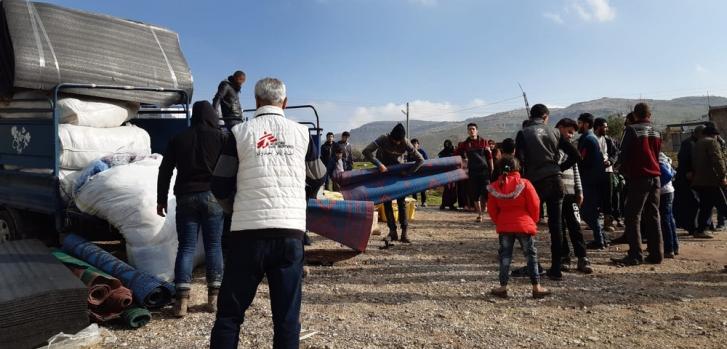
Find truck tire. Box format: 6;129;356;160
0;208;23;244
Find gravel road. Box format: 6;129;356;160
108;207;727;349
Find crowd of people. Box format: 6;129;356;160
156;70;726;348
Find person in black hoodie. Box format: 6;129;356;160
439;140;458;210
157;100;225;318
213;70;246;130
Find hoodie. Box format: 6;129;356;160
486;171;540;235
157;101;223;205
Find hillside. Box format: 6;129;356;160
344;96;727;151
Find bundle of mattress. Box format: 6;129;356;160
0;240;88;349
0;0;193;106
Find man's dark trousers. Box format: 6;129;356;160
210;235;303;349
624;177;663;262
532;175;564;275
693;186;727;234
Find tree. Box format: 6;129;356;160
606;114;625;141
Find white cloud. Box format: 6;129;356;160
543;12;564;24
696;64;709;73
547;0;616;24
306;99;520;132
587;0;616;22
572;0;616;22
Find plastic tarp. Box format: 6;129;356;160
0;92;139;127
59;124;151;170
62;233;175;309
0;0;193;106
333;157;469;204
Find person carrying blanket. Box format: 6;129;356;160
362;123;425;248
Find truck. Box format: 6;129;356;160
0;84;323;245
0;83;192;244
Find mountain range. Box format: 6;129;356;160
342;96;727;152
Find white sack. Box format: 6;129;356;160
0;92;138;127
75;157;206;282
59;124;151;170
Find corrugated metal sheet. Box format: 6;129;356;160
0;0;193;106
0;239;88;349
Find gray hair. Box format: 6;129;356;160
254;77;287;105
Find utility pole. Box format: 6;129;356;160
400;102;409;136
518;83;530;118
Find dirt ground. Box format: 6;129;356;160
109;207;727;349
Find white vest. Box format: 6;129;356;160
229;106;309;232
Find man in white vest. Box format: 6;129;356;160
210;77;314;349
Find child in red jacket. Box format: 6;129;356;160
487;157;551;299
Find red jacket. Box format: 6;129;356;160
486;172;540;235
616;121;661;178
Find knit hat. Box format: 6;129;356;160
703;125;720;136
390;123;406;141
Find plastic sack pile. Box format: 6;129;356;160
74;155;205;282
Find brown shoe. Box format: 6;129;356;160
207;288;219;313
173;293;190;318
532;286;551;299
490;287;508;298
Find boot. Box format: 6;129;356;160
577;257;593;274
207;287;219;313
173;290;190;318
388;228;399;242
603;215;616;233
400;227;411;243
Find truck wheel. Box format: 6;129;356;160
0;209;22;244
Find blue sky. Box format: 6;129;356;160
48;0;727;132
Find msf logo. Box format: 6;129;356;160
11;126;31;154
256;131;278;149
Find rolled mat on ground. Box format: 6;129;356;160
333;157;468;204
307;198;374;252
0;240;88;349
61;234;175;309
122;307;152;329
52;250;134;323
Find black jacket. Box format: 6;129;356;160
212;77;242;120
515;118;580;182
320;141;335;163
157;101;223;205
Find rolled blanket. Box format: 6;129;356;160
339;168;468;204
61;234;174;308
122;308;152;329
333;156;464;187
306;199;374;252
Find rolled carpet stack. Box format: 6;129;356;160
333;157;469;204
0;240;88;349
62;234;175;309
52;250;135;323
306;198;374;252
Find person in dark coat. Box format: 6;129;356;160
439;139;458;210
157;100;225;317
213;70;246;130
410;138;430;206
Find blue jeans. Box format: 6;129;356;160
383;198;408;231
582;181;606;245
498;234;540;286
174;191;224;290
660;192;678;254
211;236;304;349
